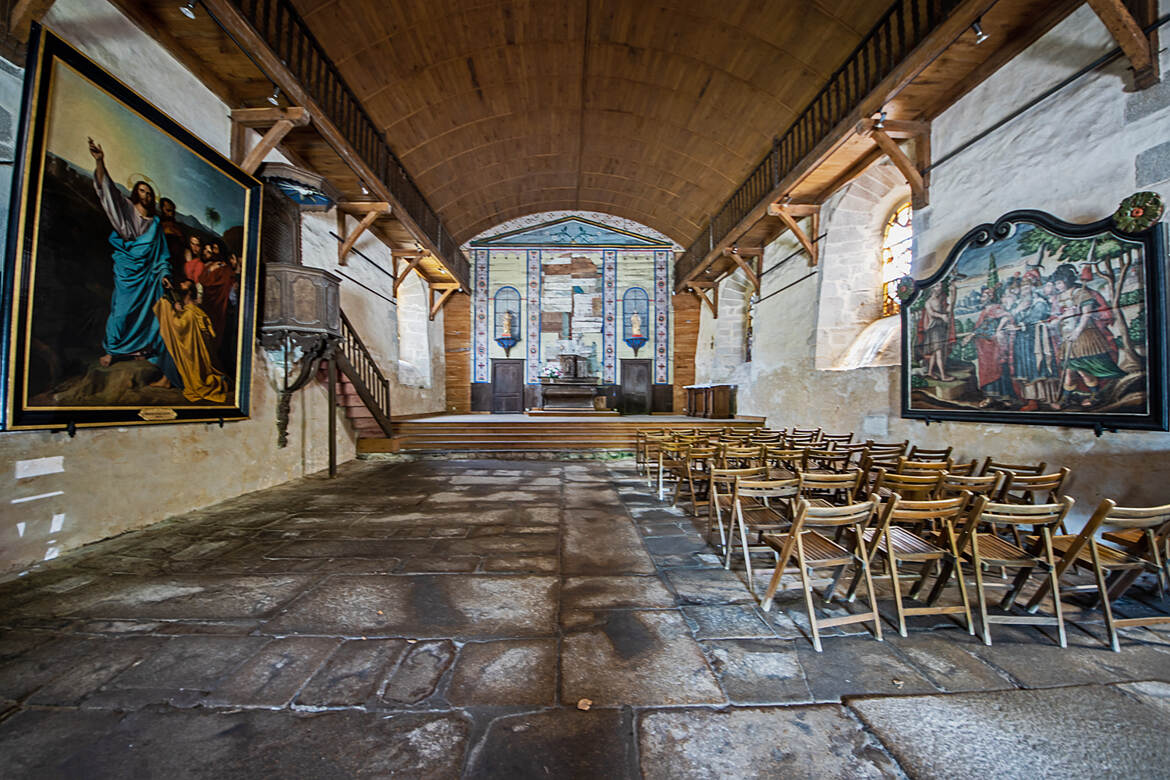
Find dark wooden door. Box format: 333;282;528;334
491;359;525;413
620;359;651;415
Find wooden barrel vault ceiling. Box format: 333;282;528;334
289;0;894;247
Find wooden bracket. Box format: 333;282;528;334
229;107;310;175
335;202;391;266
865;125;929;209
722;248;761;292
393;255;425;298
428;283;461;321
688;283;719;318
770;204;821;267
1087;0;1159;90
8;0;54;44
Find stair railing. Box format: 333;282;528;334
333;309;393;437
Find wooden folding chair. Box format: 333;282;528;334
719;443;765;469
947;458;979;476
979;458;1046;477
871;468;945;503
804;448;852;474
937;471;1006;501
820;432;854;446
639;430;669;482
677;446;719;517
1026;499;1170;651
763;446;806;479
707;467;767;557
834;442;872;469
848;492;975;637
790;427;822;441
864;440;909;458
656;441;690;501
997;467;1072;533
759;497;884;651
908;445;953;461
957;497;1075;647
725;474;803;593
895;457;953;475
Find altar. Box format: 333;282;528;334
539;339;603;411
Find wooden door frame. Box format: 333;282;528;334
490;358;525;413
620;358;652;416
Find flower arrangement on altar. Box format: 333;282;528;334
538;364;563;380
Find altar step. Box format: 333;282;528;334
526;408;620;416
357;417;763;454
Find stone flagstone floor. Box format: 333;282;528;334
2;458;1170;777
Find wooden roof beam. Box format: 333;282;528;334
393;255;425;298
1087;0;1159;89
229;107;310;176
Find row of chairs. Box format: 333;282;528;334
632;426;1170;654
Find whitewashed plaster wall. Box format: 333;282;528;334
0;0;436;575
733;4;1170;516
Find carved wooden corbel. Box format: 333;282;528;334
229;107;310;175
1087;0;1159;90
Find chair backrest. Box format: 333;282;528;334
820;432;854;446
720;444;765;468
998;467;1071;504
938;471;1005;499
979;457;1046;477
865;440;909;457
791;427;822;438
765;446;807;468
873;468;945;501
907;445;953;461
685;446;719;469
737;474;802;500
1095;500;1170;532
875;492;971;532
896;457;952;475
946;458;979;476
792;496;879;531
966;495;1075;531
799;469;863;501
750;431;785;442
804;449;852;473
786;433;820;448
709;466;768;497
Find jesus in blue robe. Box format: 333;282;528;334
89;138;174;378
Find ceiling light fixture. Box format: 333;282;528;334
179;1;197;19
971;18;989;45
874;110;887;130
266;86;281;106
360;185;370;195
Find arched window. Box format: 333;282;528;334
881;202;913;317
493;286;521;356
622;287;650;355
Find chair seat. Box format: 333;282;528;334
1101;528;1144;550
761;530;852;565
1050;535;1149;570
863;526;944;558
968;533;1037;565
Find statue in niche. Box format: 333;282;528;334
501;310;515;339
630;311;643;338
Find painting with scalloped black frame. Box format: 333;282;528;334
901;201;1167;432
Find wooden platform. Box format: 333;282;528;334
526;408;619;417
357;415;764;453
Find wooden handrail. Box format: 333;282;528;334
334;309;393;437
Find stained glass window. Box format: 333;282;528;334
881;202;913;317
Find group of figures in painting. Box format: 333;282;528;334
85;138;238;405
909;219;1151;416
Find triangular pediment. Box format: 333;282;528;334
470;216;672;248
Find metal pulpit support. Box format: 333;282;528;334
259;263;342;453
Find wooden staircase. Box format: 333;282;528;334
324;310;394;439
357;418;763;454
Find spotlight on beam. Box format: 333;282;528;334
266;86;281;106
971;19;989;45
179;1;197;19
874;110;886;130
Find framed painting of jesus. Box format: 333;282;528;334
1;26;262;431
901;203;1167;432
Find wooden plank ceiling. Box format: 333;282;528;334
288;0;894;246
